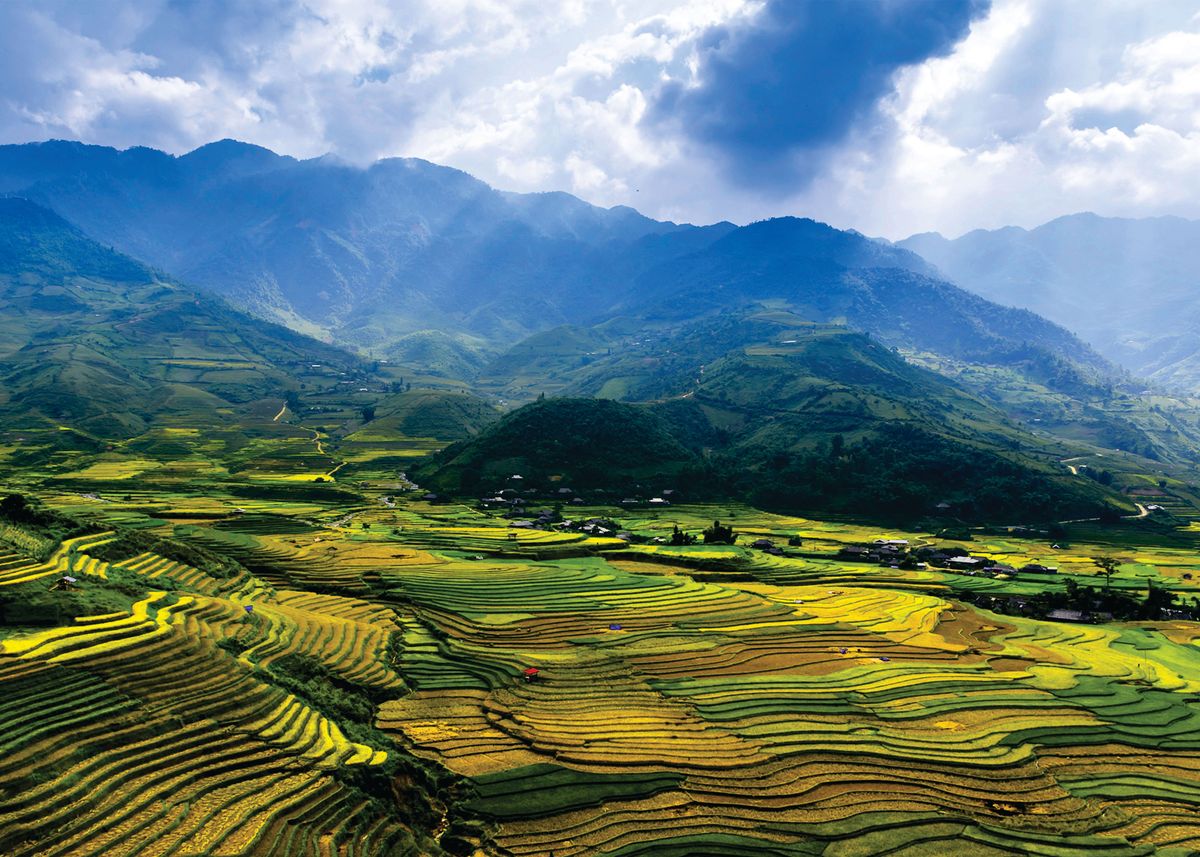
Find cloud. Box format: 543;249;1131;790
783;0;1200;237
1;0;1199;237
646;0;989;188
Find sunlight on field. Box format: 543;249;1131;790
2;477;1200;856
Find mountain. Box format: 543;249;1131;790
421;316;1123;522
0;140;1112;396
0;139;691;350
0;196;365;443
899;213;1200;389
415;398;701;495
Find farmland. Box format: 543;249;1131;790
2;439;1200;857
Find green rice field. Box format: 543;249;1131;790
2;439;1200;856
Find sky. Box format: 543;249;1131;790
1;0;1199;238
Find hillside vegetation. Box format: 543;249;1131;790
420;320;1123;523
0;140;1111;395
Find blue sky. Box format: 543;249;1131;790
1;0;1199;237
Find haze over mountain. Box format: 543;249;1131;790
900;214;1200;391
0;140;1115;397
0;196;362;441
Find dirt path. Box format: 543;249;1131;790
1060;456;1088;476
305;427;344;480
272;402;287;422
1057;503;1149;526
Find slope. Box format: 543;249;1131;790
0;140;1112;398
422;316;1123;522
899;213;1200;388
0;196;366;442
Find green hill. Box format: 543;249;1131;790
414;398;701;495
418;322;1123;522
351;390;500;442
0;197;368;443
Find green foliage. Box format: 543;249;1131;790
703;520;736;545
0;565;156;629
746;424;1107;523
0;494;101;558
415;398;703;493
669;525;696;546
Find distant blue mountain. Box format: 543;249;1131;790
0;139;1109;384
900;213;1200;388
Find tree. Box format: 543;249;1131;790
669;525;696;546
360;405;376;422
702;520;736;545
1092;556;1121;590
0;494;31;522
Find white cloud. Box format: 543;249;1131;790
1;0;1199;236
772;0;1200;238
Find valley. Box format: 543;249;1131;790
2;141;1200;856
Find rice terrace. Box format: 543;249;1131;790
3;410;1200;855
6;1;1200;854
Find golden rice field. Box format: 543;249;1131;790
2;486;1200;855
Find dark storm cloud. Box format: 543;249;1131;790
649;0;991;188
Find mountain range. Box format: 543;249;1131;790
9;137;1200;520
0;196;375;471
900;214;1200;390
0;140;1111;393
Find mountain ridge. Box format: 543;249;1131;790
0;139;1114;393
898;212;1200;390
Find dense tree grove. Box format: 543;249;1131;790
740;425;1103;522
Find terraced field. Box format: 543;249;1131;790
3;480;1200;855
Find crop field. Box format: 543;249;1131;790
2;452;1200;855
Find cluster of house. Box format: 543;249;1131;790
749;538;785;556
837;539;916;567
472;475;678;519
837;539;1059;578
477;480;587;512
560;517;634;540
966;594;1116;623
